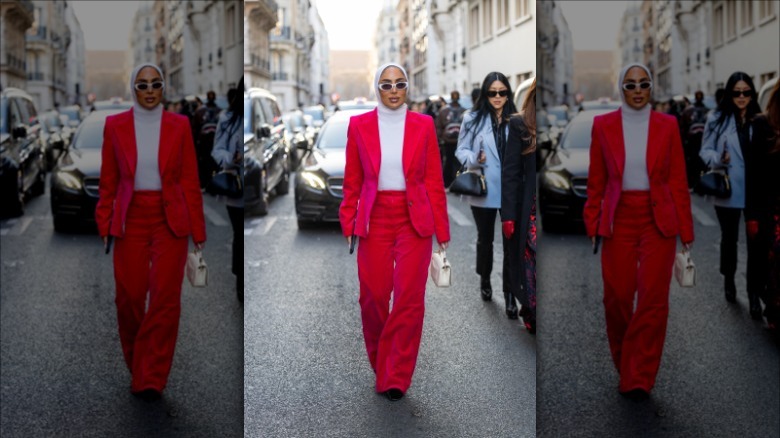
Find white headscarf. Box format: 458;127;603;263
374;62;409;112
617;62;653;107
130;63;165;107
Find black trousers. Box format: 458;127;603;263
470;206;510;293
226;206;243;279
714;206;767;299
441;142;459;188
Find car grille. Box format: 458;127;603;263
328;177;343;198
83;177;100;197
571;177;588;197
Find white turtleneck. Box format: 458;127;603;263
377;103;407;191
621;102;651;190
133;103;163;190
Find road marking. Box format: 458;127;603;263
244;216;277;236
448;204;474;227
203;204;229;226
260;216;277;235
691;203;717;227
17;217;33;235
0;217;32;236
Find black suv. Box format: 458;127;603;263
1;88;46;217
244;87;291;215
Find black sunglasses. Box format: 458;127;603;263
622;81;652;91
731;90;752;98
378;82;408;92
486;90;509;98
134;81;164;91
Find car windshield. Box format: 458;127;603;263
560;110;610;150
244;98;251;134
317;119;349;149
43;113;62;130
0;98;7;133
303;108;324;121
72;119;106;149
284;113;304;128
60;108;79;121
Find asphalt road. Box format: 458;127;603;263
536;192;780;437
244;178;537;437
0;181;243;437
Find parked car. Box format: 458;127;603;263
58;104;84;129
37;110;69;170
92;98;132;111
282;109;315;170
335;98;377;111
539;108;615;232
244;87;291;216
50;109;126;232
302;104;329;129
0;87;46;218
294;108;372;228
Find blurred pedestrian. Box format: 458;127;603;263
95;63;206;402
194;90;221;189
435;90;466;187
455;72;518;317
211;80;244;303
680;91;709;188
584;63;694;401
502;78;538;333
339;63;450;402
746;79;780;334
699;72;765;318
471;88;481;111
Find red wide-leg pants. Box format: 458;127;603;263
113;191;189;393
357;191;432;394
601;191;676;393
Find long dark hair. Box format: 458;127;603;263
713;71;762;135
465;72;517;139
226;77;243;132
766;79;780;154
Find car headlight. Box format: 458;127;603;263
55;171;83;190
544;171;571;192
300;171;326;190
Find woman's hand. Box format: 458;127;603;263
194;241;205;251
478;149;487;164
682;241;693;251
746;221;759;240
346;236;352;248
438;240;449;251
721;150;730;164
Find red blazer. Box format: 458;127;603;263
95;109;206;243
583;109;694;243
339;109;450;243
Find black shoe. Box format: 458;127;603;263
385;388;404;401
480;277;492;301
724;276;736;303
620;388;649;402
504;292;518;319
749;295;762;320
132;388;162;402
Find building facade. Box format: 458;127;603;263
308;3;329;106
0;0;35;91
269;0;315;111
63;1;85;106
244;0;277;91
430;0;471;98
551;1;573;107
25;0;70;111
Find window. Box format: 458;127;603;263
498;0;509;30
482;0;493;40
726;0;737;39
227;4;236;45
514;0;529;21
713;4;724;45
759;0;776;21
740;0;754;30
469;5;480;46
760;72;777;87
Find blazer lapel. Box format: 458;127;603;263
158;111;174;176
646;111;661;175
402;112;420;176
361;109;381;176
606;110;625;177
116;110;137;177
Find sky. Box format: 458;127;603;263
315;0;386;51
70;0;141;51
558;0;634;51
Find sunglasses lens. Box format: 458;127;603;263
152;82;163;89
498;90;508;97
396;82;407;90
732;90;750;98
640;82;651;89
135;83;147;91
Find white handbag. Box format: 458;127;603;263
186;249;208;287
430;249;451;288
674;249;695;288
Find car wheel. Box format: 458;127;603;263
276;170;290;195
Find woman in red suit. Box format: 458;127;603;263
583;63;694;401
339;63;450;401
95;63;206;401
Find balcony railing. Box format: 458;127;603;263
28;71;45;81
5;54;26;71
271;26;291;40
272;72;289;81
26;26;47;41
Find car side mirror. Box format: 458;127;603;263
256;124;271;139
12;126;27;139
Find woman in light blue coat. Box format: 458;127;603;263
699;71;764;318
455;72;518;318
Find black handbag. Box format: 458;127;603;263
448;164;487;196
694;168;731;198
206;169;243;199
